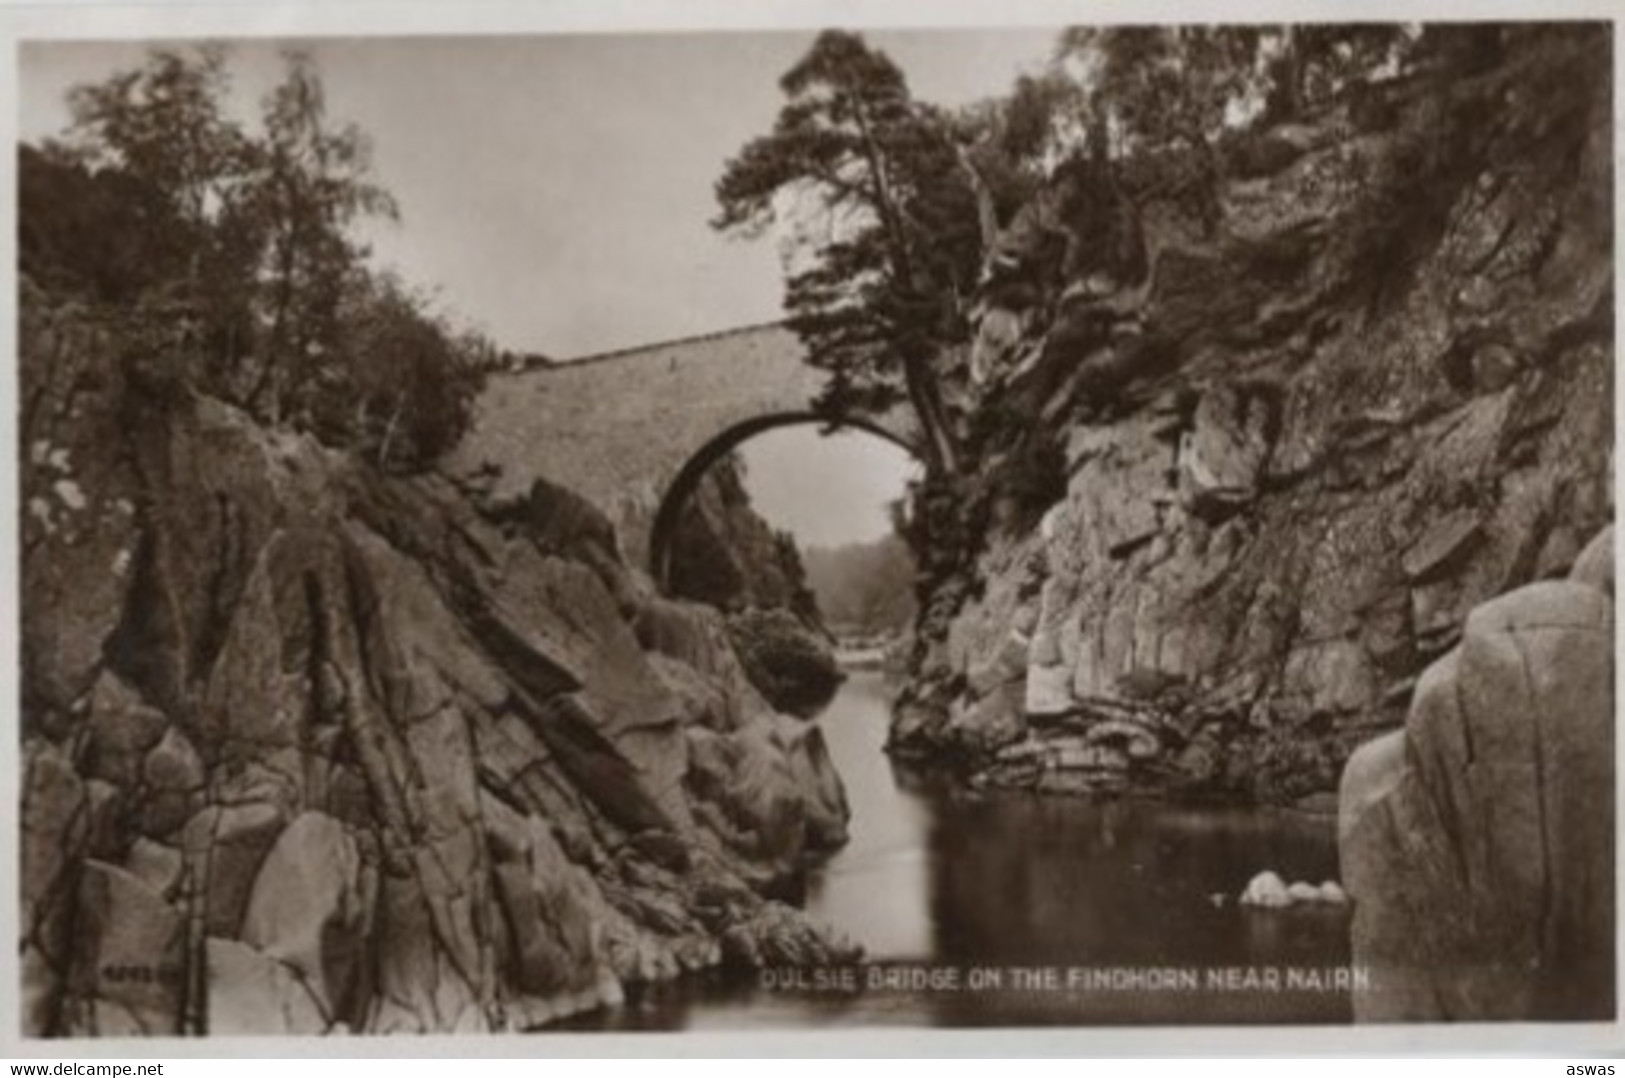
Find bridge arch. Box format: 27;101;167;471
444;323;922;576
649;412;919;591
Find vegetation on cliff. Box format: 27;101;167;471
915;23;1612;802
723;24;1612;803
20;45;861;1037
20;46;492;471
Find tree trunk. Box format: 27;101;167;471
954;143;1000;256
848;95;960;477
907;357;959;477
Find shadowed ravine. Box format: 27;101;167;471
568;670;1352;1029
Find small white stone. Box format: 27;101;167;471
1319;880;1349;904
53;479;86;511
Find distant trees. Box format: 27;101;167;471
802;534;917;637
1056;25;1416;152
20;44;484;471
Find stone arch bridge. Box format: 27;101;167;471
444;323;920;584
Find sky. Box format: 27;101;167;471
19;29;1057;545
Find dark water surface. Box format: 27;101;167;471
578;670;1353;1030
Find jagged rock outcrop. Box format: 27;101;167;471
897;29;1613;805
724;608;845;719
1338;526;1613;1021
667;453;821;621
666;455;843;716
20;285;857;1036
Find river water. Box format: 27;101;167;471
578;670;1354;1030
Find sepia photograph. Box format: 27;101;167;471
9;5;1617;1046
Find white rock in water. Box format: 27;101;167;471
1240;870;1291;907
1319;880;1349;904
1287;881;1322;903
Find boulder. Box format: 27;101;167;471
725;607;842;718
1239;870;1291;908
142;726;205;792
1337;729;1406;845
486;803;603;1002
1569;524;1613;597
946;679;1028;756
773;715;851;852
1340;571;1613;1020
719;901;861;969
21;739;87;939
60;861;185;1036
206;938;328;1035
1401;509;1484;583
1084;719;1160;761
1024;660;1078;717
1179;384;1273;520
181;803;288;939
684;723;805;878
84;672;169;786
123;838;186;900
240;812;368;1020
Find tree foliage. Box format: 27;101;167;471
714;31;980;476
247;53;400;422
21;44;484;471
713;26;1426;484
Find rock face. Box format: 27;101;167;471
1339;526;1613;1021
19;288;856;1036
725;608;844;719
896;30;1613;805
666;453;821;622
665;455;843;716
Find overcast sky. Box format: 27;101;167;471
20;29;1056;546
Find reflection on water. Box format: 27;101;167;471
574;670;1353;1030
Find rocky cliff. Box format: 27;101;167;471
20;282;855;1036
1339;526;1613;1021
665;455;844;716
666;453;820;621
896;28;1612;806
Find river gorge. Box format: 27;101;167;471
16;23;1614;1040
572;669;1353;1029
